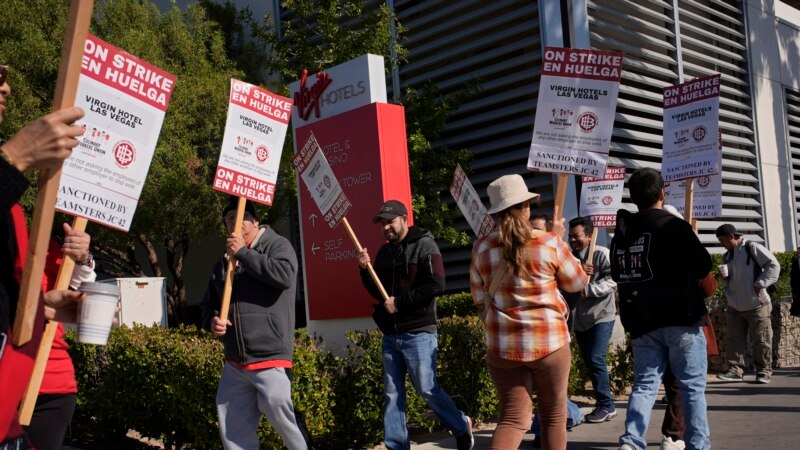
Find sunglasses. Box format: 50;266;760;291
0;65;7;86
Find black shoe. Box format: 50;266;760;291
756;373;771;384
456;416;474;450
716;370;743;381
531;434;542;448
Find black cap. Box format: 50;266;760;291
372;200;408;223
715;223;741;237
222;196;259;222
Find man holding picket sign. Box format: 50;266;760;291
203;79;315;450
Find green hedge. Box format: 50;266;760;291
69;292;637;449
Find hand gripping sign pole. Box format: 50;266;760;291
292;133;389;302
13;0;94;346
218;197;246;323
18;217;87;425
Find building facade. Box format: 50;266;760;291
376;0;800;291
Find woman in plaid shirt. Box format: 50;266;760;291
470;174;587;450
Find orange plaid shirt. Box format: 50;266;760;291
470;230;588;361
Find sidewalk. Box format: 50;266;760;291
412;367;800;449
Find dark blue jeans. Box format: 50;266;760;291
575;320;615;409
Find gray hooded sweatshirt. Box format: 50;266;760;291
722;239;780;312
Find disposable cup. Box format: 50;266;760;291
77;281;121;345
719;264;729;278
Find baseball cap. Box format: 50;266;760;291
372;200;408;223
715;223;741;237
222;196;259;222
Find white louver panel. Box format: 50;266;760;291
393;0;543;291
788;90;800;242
588;0;759;251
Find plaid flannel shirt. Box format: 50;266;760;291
470;230;588;361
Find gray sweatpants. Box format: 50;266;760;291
216;362;307;450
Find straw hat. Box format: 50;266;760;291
486;174;540;214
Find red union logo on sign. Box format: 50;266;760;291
255;145;269;163
578;112;598;132
113;140;136;168
294;69;332;121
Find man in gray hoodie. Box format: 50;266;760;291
201;197;310;450
715;224;780;384
567;217;618;424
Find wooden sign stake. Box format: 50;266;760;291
219;197;246;322
342;217;390;302
13;0;94;346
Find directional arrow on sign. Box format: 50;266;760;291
309;213;318;227
311;242;320;255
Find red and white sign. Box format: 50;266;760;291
664;174;722;219
292;133;351;229
289;54;387;126
56;34;176;231
213;79;293;205
295;103;411;321
450;164;494;238
527;47;623;177
662;74;721;182
579;166;626;228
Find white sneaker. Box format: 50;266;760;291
618;444;635;450
660;435;686;450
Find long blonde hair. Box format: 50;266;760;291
496;207;533;277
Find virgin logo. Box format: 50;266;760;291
294;69;332;121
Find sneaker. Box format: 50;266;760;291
716;370;743;381
660;435;686;450
619;444;635;450
756;373;771;384
456;416;474;450
585;405;617;423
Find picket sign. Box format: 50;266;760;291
13;0;94;346
18;217;88;425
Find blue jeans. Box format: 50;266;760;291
382;332;468;450
620;326;710;450
575;320;615;409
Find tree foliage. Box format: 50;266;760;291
0;0;245;321
254;0;473;244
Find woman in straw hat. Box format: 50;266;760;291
469;174;588;450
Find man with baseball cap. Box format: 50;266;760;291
357;200;474;450
201;195;313;449
715;223;779;384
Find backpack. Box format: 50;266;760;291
743;241;779;295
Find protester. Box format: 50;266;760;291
24;227;96;450
715;223;779;384
357;199;474;450
659;204;689;450
528;212;584;449
610;168;711;450
1;63;87;448
530;213;554;232
566;217;618;424
470;174;587;450
201;197;310;450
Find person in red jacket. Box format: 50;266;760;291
0;62;87;448
22;226;96;450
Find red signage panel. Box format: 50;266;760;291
296;103;411;320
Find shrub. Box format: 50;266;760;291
437;291;475;318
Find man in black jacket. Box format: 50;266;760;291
357;200;473;450
609;169;711;450
201;197;309;450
